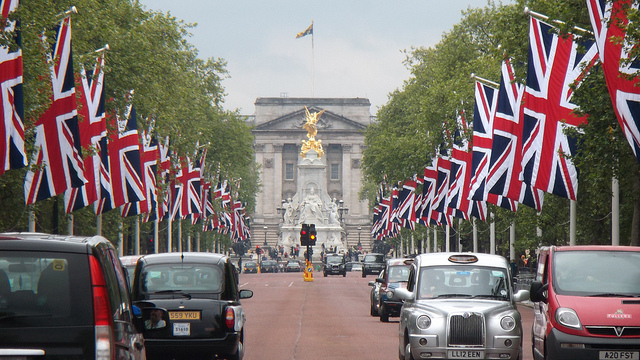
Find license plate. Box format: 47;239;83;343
599;351;639;360
448;350;484;358
173;323;190;336
169;311;201;320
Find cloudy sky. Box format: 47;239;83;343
138;1;508;115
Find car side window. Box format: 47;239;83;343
108;249;133;323
406;265;416;292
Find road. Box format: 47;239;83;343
238;269;534;360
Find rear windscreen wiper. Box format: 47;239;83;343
153;290;192;299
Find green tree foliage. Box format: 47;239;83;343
362;0;640;255
0;0;258;251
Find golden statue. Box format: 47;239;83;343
301;106;325;158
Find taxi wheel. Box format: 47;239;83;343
379;305;389;322
323;272;327;277
362;271;366;278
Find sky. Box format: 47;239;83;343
138;1;508;115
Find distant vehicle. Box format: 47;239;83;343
132;252;253;360
0;232;160;360
260;260;278;273
362;253;385;277
530;246;640;360
285;260;302;272
120;254;143;289
374;258;412;322
323;253;346;277
243;261;258;274
368;270;384;316
391;252;529;360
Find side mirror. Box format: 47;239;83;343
239;289;253;299
137;307;170;333
529;281;548;303
390;287;413;301
513;289;530;302
375;278;384;284
368;281;376;287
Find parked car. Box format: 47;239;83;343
375;258;412;322
391;252;529;360
368;270;384;316
243;261;258;274
260;260;278;273
121;254;143;289
285;260;302;272
530;246;640;360
323;253;346;277
131;252;253;360
0;232;161;360
350;262;363;272
362;253;385;277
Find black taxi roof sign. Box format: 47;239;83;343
448;254;479;264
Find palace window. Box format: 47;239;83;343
331;163;340;180
285;163;294;180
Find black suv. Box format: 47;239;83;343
362;253;386;277
0;232;161;359
323;253;346;277
131;252;253;360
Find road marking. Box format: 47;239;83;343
239;282;249;288
289;282;294;287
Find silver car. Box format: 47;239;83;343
391;253;529;360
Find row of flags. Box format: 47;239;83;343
0;2;250;241
372;1;640;239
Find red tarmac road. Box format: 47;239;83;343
239;269;534;360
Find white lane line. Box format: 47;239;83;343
239;282;249;288
288;281;294;287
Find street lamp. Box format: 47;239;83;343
276;200;286;221
357;226;362;249
263;225;268;246
337;200;349;249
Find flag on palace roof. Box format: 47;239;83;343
25;16;85;205
65;52;106;213
0;0;26;177
520;17;597;201
296;21;313;38
587;0;640;164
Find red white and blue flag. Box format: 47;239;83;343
156;136;171;221
171;155;201;220
418;158;438;226
520;17;597;200
125;125;158;221
486;59;544;211
397;179;417;230
25;16;85;204
587;0;640;164
0;0;26;177
64;53;106;213
469;80;517;213
447;110;472;220
108;96;145;209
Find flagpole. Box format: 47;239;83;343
471;73;499;88
612;176;620;245
154;219;159;253
311;20;315;98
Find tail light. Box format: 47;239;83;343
90;256;114;360
225;307;236;330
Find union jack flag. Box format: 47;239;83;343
418;158;438;226
156;136;171;221
431;153;452;226
171;155;201;220
447;110;472;220
587;0;640;164
486;59;544;211
397;179;417;230
108;96;145;209
469;80;517;212
520;17;598;200
64;53;106;213
0;0;26;176
94;124;112;215
25;16;85;205
133;126;158;221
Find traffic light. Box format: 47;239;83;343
256;245;262;255
300;223;310;246
309;224;317;246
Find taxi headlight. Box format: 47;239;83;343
500;316;516;331
556;308;581;329
416;315;431;330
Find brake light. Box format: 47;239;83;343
90;256;114;360
225;307;235;329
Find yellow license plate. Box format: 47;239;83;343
169;311;201;320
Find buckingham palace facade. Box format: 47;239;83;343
249;97;374;251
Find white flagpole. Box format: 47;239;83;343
570;200;576;246
612;177;620;245
311;20;315;97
